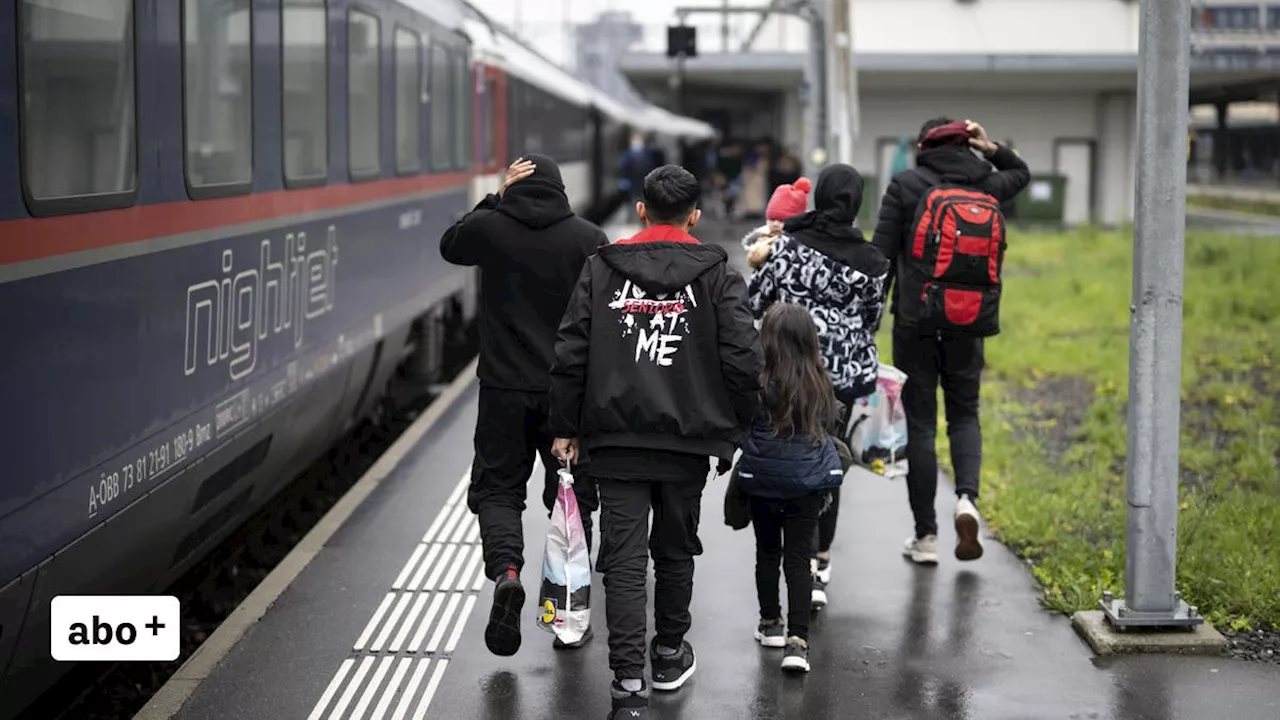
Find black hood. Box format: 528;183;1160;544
782;163;883;273
495;153;575;230
916;144;994;185
598;241;728;295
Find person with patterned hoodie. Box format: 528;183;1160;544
747;163;890;609
739;177;812;270
549;165;761;720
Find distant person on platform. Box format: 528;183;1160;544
870;119;1029;566
549;165;761;720
440;154;608;657
620;133;655;203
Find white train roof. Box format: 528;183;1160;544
399;0;467;31
461;10;715;142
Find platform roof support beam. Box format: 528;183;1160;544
1099;0;1202;631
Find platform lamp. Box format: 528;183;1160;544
666;24;696;117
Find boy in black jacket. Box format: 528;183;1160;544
440;154;607;657
871;119;1030;566
549;165;761;720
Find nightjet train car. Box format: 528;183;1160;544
0;0;711;715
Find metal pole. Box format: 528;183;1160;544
805;1;828;176
1103;0;1199;628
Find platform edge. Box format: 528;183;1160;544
134;358;478;720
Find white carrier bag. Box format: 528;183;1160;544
846;364;909;477
536;462;591;645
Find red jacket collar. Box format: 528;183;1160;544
615;225;701;245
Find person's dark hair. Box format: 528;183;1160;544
917;116;955;145
642;165;701;225
759;303;835;443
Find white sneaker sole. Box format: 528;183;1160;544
781;655;811;673
754;630;786;648
816;566;831;584
652;658;696;691
955;513;984;561
811;589;828;609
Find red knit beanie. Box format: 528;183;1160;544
766;177;812;221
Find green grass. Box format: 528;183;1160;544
1189;194;1280;218
877;227;1280;629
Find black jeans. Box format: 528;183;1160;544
749;492;824;641
596;475;707;681
468;388;599;580
892;328;984;538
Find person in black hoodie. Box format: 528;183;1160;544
748;162;889;608
440;154;608;657
548;165;760;720
870;118;1030;566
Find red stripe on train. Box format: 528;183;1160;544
0;172;472;266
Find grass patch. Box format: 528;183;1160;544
877;226;1280;629
1188;194;1280;218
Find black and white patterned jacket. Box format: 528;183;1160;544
748;226;889;404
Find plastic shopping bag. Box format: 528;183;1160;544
536;465;591;645
846;364;909;477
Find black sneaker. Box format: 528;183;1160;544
553;624;593;650
781;636;810;673
608;679;650;720
754;618;785;648
484;566;524;656
811;576;828;611
650;639;697;691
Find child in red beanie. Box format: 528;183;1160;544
742;178;811;269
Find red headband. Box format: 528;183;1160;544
921;121;971;149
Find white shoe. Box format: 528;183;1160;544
815;557;831;584
954;495;984;561
903;535;939;565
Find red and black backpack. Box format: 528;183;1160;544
898;168;1007;336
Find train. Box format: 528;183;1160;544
0;0;713;715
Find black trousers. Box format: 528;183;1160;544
892;327;984;538
749;493;824;641
815;401;857;555
596;475;706;681
468;388;599;580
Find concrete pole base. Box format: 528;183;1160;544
1072;610;1229;657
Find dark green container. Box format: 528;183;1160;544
1012;175;1067;223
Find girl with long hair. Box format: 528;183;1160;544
736;303;845;673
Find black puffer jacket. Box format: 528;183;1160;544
548;225;762;462
440;154;608;392
871;143;1030;324
748;164;890;404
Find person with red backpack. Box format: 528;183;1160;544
870;118;1030;565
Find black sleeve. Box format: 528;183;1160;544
871;176;908;305
979;145;1031;203
439;194;500;266
715;268;763;432
548;261;594;439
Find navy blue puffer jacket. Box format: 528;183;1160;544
737;408;845;500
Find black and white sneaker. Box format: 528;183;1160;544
754;618;786;648
781;636;810;673
484;566;524;657
815;557;832;584
811;576;828;611
650;639;697;691
553;624;593;650
608;679;650;720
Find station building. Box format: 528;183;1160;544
590;0;1280;226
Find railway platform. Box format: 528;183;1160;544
136;226;1280;720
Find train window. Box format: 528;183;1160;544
282;0;328;185
184;0;253;194
452;50;471;170
481;77;496;166
429;42;451;170
394;27;421;174
348;8;380;180
18;0;137;212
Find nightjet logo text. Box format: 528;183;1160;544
184;226;338;380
